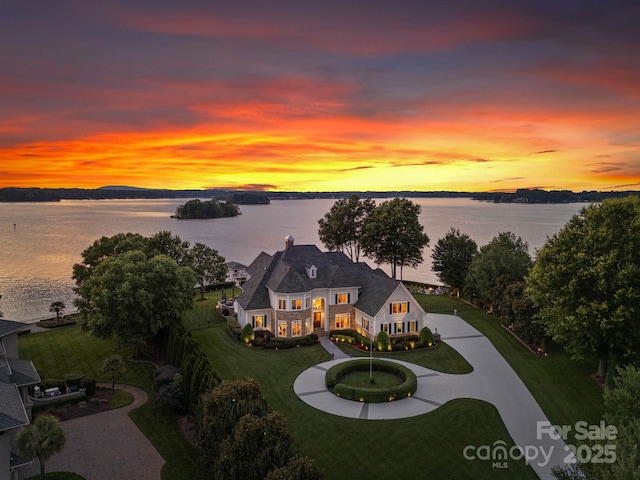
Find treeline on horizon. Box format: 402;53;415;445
0;186;638;203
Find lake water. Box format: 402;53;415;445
0;197;585;323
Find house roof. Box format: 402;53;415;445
236;244;401;317
226;261;248;270
6;358;41;387
0;383;30;432
0;318;28;338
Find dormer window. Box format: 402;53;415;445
305;264;317;279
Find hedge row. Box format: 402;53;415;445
325;359;417;403
162;320;221;412
228;318;319;349
330;328;436;352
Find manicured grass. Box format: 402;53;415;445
192;313;538;480
18;325;197;480
335;339;473;374
416;294;605;436
341;370;402;388
19;325;152;390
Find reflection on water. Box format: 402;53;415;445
0;198;584;322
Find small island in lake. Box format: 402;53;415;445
174;199;240;219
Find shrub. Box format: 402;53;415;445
156;373;186;413
265;455;324;480
419;327;435;347
376;331;391;352
251;337;267;348
326;359;417;403
65;374;84;388
309;332;318;342
80;378;96;396
227;317;242;339
241;323;255;344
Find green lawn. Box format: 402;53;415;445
415;294;605;432
191;301;538;480
19;325;199;480
18;291;604;480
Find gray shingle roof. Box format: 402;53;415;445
0;383;30;432
7;358;41;387
236;244;401;316
0;319;28;338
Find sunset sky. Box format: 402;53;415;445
1;1;639;192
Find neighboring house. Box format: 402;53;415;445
235;235;427;339
0;319;40;480
226;261;249;285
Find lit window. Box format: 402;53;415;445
292;320;301;337
408;320;418;332
395;321;404;334
336;293;350;304
391;302;408;314
362;318;370;332
335;313;350;329
254;315;264;328
278;299;286;310
381;323;390;334
291;299;302;310
278;321;287;337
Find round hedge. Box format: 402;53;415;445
325;359;417;403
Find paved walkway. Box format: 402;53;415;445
21;384;164;480
295;313;569;480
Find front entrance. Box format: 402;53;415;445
312;297;325;330
313;311;322;329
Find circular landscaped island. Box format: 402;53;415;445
325;359;418;403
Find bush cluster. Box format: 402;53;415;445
325;359;418;403
161;320;221;412
330;329;435;352
198;380;323;480
230;322;319;349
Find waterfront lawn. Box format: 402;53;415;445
191;309;538;480
416;294;605;432
19;326;199;480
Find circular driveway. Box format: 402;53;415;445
294;358;454;420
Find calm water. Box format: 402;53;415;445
0;198;585;322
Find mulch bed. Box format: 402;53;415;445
48;389;116;421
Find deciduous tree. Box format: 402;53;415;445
75;250;195;352
527;197;640;378
318;194;375;262
102;353;124;394
360;198;429;279
190;242;228;300
465;232;532;313
431;228;478;296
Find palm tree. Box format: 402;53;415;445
17;414;67;480
49;300;66;322
102;353;124;395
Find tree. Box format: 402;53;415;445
102;353;124;394
360;198;429;279
318;194;375;262
431;228;478;297
198;379;271;472
72;232;148;286
465;232;532;313
17;414;67;480
49;301;66;321
527;197;640;378
215;411;295;480
264;455;324;480
147;230;192;266
190;242;228;300
75;250;196;352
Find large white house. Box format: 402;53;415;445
0;319;41;480
235;236;427;339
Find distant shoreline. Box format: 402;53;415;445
1;186;638;203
